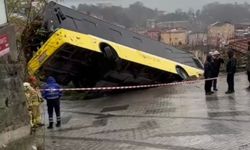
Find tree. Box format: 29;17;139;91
71;5;77;10
126;2;159;27
77;1;160;28
7;0;48;41
6;0;47;79
7;0;64;79
199;2;250;25
158;10;190;22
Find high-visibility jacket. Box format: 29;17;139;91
25;87;42;106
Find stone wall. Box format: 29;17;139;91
0;25;29;146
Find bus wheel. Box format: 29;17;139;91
176;67;189;80
100;44;119;62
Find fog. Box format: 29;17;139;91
56;0;248;12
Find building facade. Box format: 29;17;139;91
160;29;188;46
188;32;208;46
207;22;235;47
144;29;161;41
157;21;190;29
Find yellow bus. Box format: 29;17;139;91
27;2;203;88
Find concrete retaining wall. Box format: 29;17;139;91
0;25;29;146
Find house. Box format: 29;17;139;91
188;32;207;46
160;29;188;46
235;29;250;38
235;22;250;38
157;21;190;29
207;22;235;47
144;28;161;41
146;19;157;29
235;22;250;30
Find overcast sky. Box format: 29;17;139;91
56;0;248;12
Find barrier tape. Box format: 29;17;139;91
40;77;218;92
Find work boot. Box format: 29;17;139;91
37;123;45;127
56;121;61;128
47;122;53;129
30;127;36;135
225;91;234;94
205;91;214;95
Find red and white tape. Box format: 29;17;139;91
40;77;218;92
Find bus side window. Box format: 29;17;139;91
109;28;122;42
132;36;142;48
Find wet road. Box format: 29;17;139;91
44;73;250;150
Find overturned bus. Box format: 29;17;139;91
27;2;203;88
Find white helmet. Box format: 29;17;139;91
209;51;214;55
213;50;220;55
23;82;31;87
23;82;32;90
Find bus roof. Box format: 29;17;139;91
43;2;199;68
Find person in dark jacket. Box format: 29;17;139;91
212;51;224;91
247;42;250;89
204;54;214;95
226;50;237;94
42;76;62;129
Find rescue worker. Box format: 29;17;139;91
247;42;250;89
42;76;62;129
204;54;214;95
226;50;237;94
212;50;224;91
28;76;44;106
23;82;44;133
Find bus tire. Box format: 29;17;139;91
103;46;114;59
176;67;189;80
100;44;119;62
